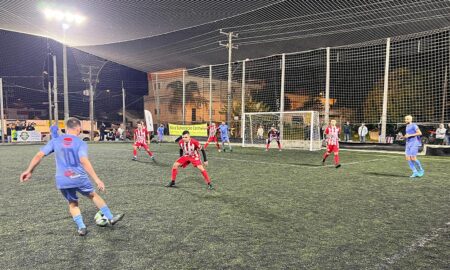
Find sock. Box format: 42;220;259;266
73;215;86;229
277;141;281;149
201;170;211;184
133;149;137;156
171;168;178;181
100;205;114;220
216;143;220;149
414;160;423;171
334;154;340;165
323;153;330;161
228;143;232;150
204;142;209;149
147;150;153;157
408;160;417;172
266;144;270;150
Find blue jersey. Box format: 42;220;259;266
157;127;164;135
406;123;421;146
219;124;229;137
40;135;91;189
50;125;59;139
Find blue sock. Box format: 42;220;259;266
100;205;113;220
73;215;86;229
408;160;417;172
414;160;423;171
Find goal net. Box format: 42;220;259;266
242;111;321;151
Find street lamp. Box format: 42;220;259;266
42;8;86;121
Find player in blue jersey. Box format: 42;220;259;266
50;121;59;139
20;117;124;236
402;115;424;178
219;121;232;152
157;124;165;144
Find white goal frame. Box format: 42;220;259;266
242;111;321;151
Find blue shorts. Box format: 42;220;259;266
60;182;94;202
221;136;229;142
405;143;419;156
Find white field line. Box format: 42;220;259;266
376;222;450;269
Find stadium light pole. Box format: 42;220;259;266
220;30;238;126
42;8;86;122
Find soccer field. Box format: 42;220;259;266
1;143;449;269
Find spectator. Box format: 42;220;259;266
446;123;450;145
12;124;17;142
257;125;264;140
99;122;106;141
7;124;12;143
157;124;165;143
358;123;368;143
343;121;351;142
435;124;446;145
106;129;115;141
26;122;36;131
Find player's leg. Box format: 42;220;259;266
132;144;138;160
196;164;213;190
61;189;87;236
266;139;271;151
221;137;226;152
87;191;124;225
143;144;154;159
410;155;424;177
214;137;221;151
204;137;211;149
322;145;332;164
334;148;341;168
276;140;282;151
227;138;232;151
166;161;182;187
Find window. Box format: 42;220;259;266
192;108;197;122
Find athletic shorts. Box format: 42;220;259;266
207;136;218;143
60;182;94;202
405;143;419;156
267;138;280;143
134;142;149;150
221;136;229;142
327;144;339;153
176;156;202;168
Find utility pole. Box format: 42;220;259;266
122;81;126;130
220;29;238;125
63;28;69;121
0;78;4;144
53;55;59;125
89;66;94;141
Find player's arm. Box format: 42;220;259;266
405;126;422;138
20;151;46;182
201;147;208;166
147;131;150;145
175;136;182;142
133;131;136;142
179;148;183;157
79;157;105;192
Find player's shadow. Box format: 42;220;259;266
136;160;171;167
366;172;406;178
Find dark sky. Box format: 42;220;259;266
0;29;148;122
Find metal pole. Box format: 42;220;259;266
48;82;53;126
0;78;4;144
63;43;69;121
381;38;391;143
89;66;94;141
324;47;331;125
310;111;315;151
182;69;186;125
155;73;160;125
442;66;448;123
241;60;246;144
227;33;233;126
280;54;286;141
53;55;59;125
122;81;126;129
209;65;213;125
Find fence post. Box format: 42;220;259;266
241;60;246;145
53;55;59;125
0;78;4;144
182;69;186;125
48;81;52;127
381;38;391;143
209;65;213;125
279;54;286;141
324;47;331;125
155;73;160;125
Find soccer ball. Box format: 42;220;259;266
94;210;109;227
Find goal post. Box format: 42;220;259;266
242;111;321;151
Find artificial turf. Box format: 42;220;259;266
0;143;449;269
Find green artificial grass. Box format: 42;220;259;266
0;143;449;269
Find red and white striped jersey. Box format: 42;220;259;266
208;125;218;137
179;138;201;158
134;128;148;144
325;126;340;146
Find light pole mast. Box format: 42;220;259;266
220;29;238;126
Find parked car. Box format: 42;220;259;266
394;124;436;145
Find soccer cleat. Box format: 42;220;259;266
279;149;282;152
132;156;137;161
335;164;341;169
165;181;176;188
410;172;420;178
218;149;222;152
77;227;87;236
322;159;326;166
265;149;268;152
109;214;125;226
229;149;233;152
207;183;215;190
417;170;425;177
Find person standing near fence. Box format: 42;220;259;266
358;123;368;143
99;122;106;141
435;124;446;145
257;125;264;140
7;124;12;143
343;122;351;142
157;124;165;143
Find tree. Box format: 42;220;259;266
167;80;208;113
364;68;432;123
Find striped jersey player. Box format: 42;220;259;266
322;120;341;168
132;121;154;161
204;123;221;152
167;130;214;190
266;126;282;151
